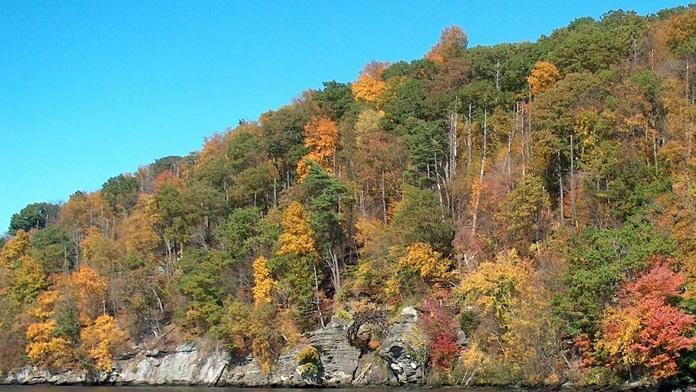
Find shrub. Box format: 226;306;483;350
296;345;321;378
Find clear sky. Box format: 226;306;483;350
0;0;691;233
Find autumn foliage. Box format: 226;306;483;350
351;62;388;103
80;315;127;371
297;116;339;178
421;294;460;370
252;256;275;305
595;261;696;380
2;6;696;386
426;26;468;63
398;242;450;283
527;61;561;95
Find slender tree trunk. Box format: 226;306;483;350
471;110;488;238
495;60;501;91
558;150;565;226
448;106;459;182
434;153;445;211
687;60;690;102
273;177;277;207
381;170;387;223
467;103;473;173
518;102;527;177
570;134;578;227
63;243;69;275
528;93;534;162
326;248;341;294
651;49;655;70
505;110;516;190
360;189;366;216
653;127;658;175
313;265;325;328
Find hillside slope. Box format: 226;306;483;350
2;5;696;387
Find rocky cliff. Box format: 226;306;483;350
1;307;432;386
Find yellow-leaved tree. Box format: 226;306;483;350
527;61;560;95
69;265;108;324
351;62;388;103
459;250;528;322
26;266;125;372
458;249;564;384
80;314;127;371
398;242;451;283
81;227;122;273
252;256;275;306
25;290;78;369
277;202;318;258
10;255;47;303
121;194;161;261
0;229;30;267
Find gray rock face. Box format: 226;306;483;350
109;342;229;385
309;316;360;385
219;345;314;387
352;352;391;385
218;357;267;386
2;367;95;385
220;316;360;387
378;306;424;384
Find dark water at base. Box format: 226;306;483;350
0;387;531;392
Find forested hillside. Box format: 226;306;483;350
2;5;696;387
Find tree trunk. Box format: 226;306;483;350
381;170;387;223
467;103;473;173
505;109;516;190
558;150;565;226
326;248;341;294
448;106;459;182
471;110;488;238
570;134;578;227
313;265;326;328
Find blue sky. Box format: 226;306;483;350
0;0;690;233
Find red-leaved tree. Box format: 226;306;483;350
422;292;460;370
596;259;696;381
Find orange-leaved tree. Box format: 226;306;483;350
297;116;339;178
426;26;468;64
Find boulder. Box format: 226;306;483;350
352;352;390;385
378;306;424;384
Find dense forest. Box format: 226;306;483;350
2;5;696;387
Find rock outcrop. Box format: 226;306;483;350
219;315;361;386
378;306;424;384
2;368;97;385
308;316;360;385
218;346;309;387
2;307;425;387
109;342;229;385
